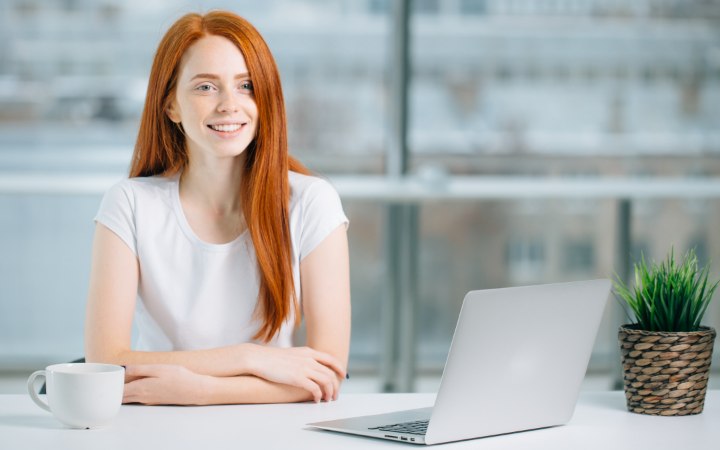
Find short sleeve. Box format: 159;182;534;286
94;180;138;255
299;179;349;260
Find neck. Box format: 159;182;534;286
179;156;245;215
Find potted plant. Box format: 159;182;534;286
614;248;718;416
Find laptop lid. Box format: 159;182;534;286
424;279;610;444
307;280;610;445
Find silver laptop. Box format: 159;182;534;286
308;279;611;445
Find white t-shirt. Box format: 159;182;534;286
94;171;348;351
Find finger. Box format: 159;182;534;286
295;347;345;379
124;373;144;384
321;371;336;402
123;377;164;405
308;368;335;402
123;393;142;404
310;358;343;387
122;379;143;404
330;368;341;401
294;369;324;403
325;376;336;402
298;378;322;403
307;350;346;379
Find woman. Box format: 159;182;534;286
84;11;350;406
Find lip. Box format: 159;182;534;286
207;121;246;126
207;122;247;137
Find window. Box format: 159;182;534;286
563;239;596;273
506;237;546;282
460;0;487;15
413;0;440;15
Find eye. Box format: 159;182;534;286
195;83;216;92
239;81;254;92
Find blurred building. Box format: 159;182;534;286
1;0;719;376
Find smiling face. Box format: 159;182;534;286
166;34;258;166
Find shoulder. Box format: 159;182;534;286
96;174;179;254
288;171;343;212
116;174;176;196
103;174;176;208
289;171;336;200
287;172;348;259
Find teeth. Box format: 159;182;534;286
210;124;242;132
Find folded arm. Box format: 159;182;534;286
85;223;350;404
121;364;326;405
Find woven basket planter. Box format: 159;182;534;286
619;324;716;416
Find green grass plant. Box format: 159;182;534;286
613;248;719;332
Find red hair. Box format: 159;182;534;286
130;11;308;342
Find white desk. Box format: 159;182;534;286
0;391;717;449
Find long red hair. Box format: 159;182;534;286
130;10;308;342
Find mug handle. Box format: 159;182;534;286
27;370;51;412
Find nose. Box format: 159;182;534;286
217;91;239;113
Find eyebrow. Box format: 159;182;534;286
189;73;251;81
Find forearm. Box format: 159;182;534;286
86;344;256;378
203;375;317;405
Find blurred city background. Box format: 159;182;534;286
1;0;720;392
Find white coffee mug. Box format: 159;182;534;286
27;363;125;429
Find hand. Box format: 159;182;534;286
245;345;346;403
123;364;211;405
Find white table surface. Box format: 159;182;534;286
1;391;717;450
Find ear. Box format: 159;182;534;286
165;98;180;123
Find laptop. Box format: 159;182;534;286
308;279;611;445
